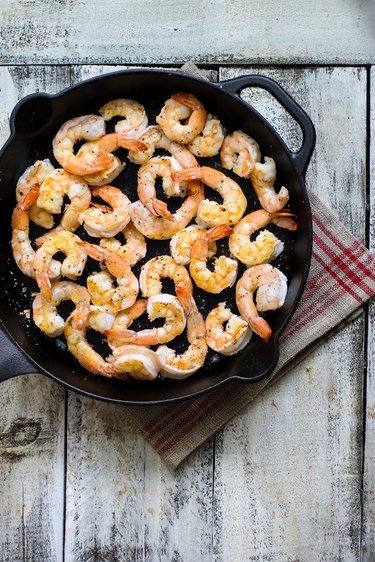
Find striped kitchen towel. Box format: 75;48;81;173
123;191;375;468
121;64;375;468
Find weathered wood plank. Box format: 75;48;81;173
0;66;70;562
362;66;375;562
63;65;214;562
213;66;366;561
1;0;374;65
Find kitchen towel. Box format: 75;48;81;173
119;62;375;469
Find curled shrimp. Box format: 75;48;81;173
137;156;188;221
172;166;247;227
189;225;238;293
32;281;91;337
108;345;160;381
220;130;261;178
205;302;252;355
170;225;217;266
128;125;163;165
188;114;225;157
80;242;139;313
236;264;288;341
99;221;147;266
76;133;147;186
16;159;55;228
53;115;115;175
64;305;117;378
128;125;199;169
79;185;131;238
156;92;207;144
34;231;87;300
229;209;297;267
36;169;91;233
139;255;193;298
250;157;289;213
11;186;60;280
156;285;207;378
130;179;204;240
99;98;148;137
105;294;186;346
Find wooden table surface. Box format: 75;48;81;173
1;2;375;561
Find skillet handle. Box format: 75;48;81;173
220;74;316;177
0;324;37;382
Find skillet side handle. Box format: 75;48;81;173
220;74;316;177
0;324;37;382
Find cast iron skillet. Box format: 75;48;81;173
0;69;315;405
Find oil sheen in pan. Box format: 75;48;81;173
2;97;296;380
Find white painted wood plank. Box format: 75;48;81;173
0;66;70;562
362;66;375;562
1;0;374;65
213;66;366;561
64;395;214;562
64;64;214;562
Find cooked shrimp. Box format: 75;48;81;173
156;285;207;378
236;264;288;341
130;179;204;240
36;169;91;233
107;299;147;349
99;221;147;266
188;114;225;157
99;98;148;137
170;225;217;266
189;225;238;293
229;209;297;267
108;345;160;380
34;231;87;300
137;156;188;221
129;126;199;169
80;242;138;313
53;115;116;175
250;157;289;213
76;133;147;186
32;281;91;337
156;92;207;144
16;159;55;228
11;187;60;280
128;125;163;165
139;255;193;298
105;294;186;346
220;130;261;178
205;302;252;355
172;166;247;227
64;305;117;378
79;185;131;238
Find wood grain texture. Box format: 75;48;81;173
0;66;71;562
1;0;374;65
362;66;375;562
64;395;214;562
213;66;366;561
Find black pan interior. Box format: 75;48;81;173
0;70;311;404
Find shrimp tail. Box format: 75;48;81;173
89;202;113;213
73;302;91;329
206;224;233;241
271;211;297;231
151;199;176;222
78;241;107;262
18;185;40;210
38;273;52;301
118;138;148;152
249;316;272;341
